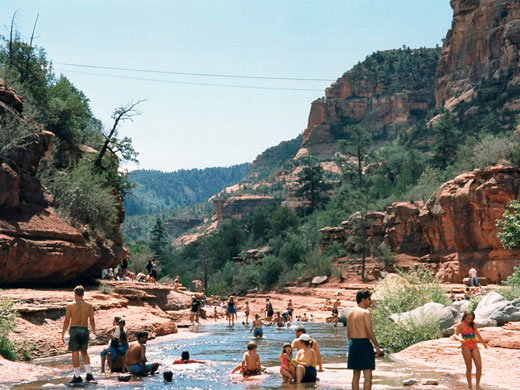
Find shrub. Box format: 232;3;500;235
371;267;448;352
495;286;520;301
233;263;260;293
301;250;333;280
375;243;396;266
503;266;520;287
279;237;305;265
50;159;119;234
0;296;19;360
258;256;284;287
98;283;114;295
324;242;348;259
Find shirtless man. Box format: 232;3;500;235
265;298;274;321
61;285;96;384
271;311;286;327
346;289;380;390
291;326;323;372
125;331;159;376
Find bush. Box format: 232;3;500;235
496;201;520;250
258;256;284;287
233;263;260;293
279;237;305;265
0;296;19;360
372;267;448;352
98;283;114;295
324;242;348;259
496;286;520;301
503;266;520;287
301;250;333;280
50;159;119;234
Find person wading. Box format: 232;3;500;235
347;289;380;390
61;285;96;384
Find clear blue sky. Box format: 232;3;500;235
1;1;453;172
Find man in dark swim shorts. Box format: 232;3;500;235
347;289;380;390
62;286;96;384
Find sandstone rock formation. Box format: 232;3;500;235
300;48;439;158
321;165;520;283
436;0;520;108
0;82;125;286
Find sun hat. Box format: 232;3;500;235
299;334;310;341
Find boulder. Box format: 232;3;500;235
338;307;351;326
489;298;520;326
390;302;459;331
311;275;328;286
451;300;471;314
443;318;498;336
475;291;508;320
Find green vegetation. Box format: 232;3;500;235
124;163;251;216
0;296;19;360
497;200;520;250
0;26;135;236
372;268;448;352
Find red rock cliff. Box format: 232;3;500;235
322;165;520;283
301;48;439;158
436;0;520;108
0;81;125;286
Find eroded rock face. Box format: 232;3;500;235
0;80;125;286
321;165;520;283
300;49;439;158
436;0;520;108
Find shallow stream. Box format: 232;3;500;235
8;323;469;389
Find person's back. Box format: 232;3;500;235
69;300;92;327
346;307;370;339
125;342;144;366
242;342;261;376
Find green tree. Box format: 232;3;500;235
432;112;461;170
496;200;520;250
295;164;331;214
150;217;166;259
337;125;372;281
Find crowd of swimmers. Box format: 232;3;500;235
62;284;489;389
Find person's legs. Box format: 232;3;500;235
295;365;305;383
101;354;106;373
72;351;80;369
362;369;372;390
462;347;473;389
352;369;361;390
150;362;159;374
472;348;483;389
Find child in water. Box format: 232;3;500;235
451;310;488;390
280;343;296;384
242;342;261;376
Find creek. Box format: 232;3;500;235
9;323;468;389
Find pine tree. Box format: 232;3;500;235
149;217;166;260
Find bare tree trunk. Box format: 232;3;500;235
8;12;17;67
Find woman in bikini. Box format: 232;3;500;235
452;310;488;390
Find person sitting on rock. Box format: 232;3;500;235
172;350;206;364
125;331;159;376
469;267;479;287
135;271;149;283
101;318;128;373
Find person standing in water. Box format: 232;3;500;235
244;302;251;324
265;298;274;321
227;296;237;326
452;310;488;390
347;289;380;390
61;285;96;384
250;314;270;338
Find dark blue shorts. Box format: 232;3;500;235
302;366;317;382
347;338;375;370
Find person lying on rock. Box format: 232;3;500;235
125;331;159;376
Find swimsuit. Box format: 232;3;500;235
227;302;236;314
347;338;375;370
243;368;260;377
126;363;153;376
332;308;339;315
461;323;477;350
69;326;89;352
267;303;273;317
253;327;263;337
280;354;291;371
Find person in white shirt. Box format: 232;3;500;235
469;268;479;287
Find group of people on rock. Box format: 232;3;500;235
100;257;159;284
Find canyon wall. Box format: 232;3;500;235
321;165;520;283
436;0;520;109
0;80;125;286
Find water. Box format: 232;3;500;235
8;323;468;389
